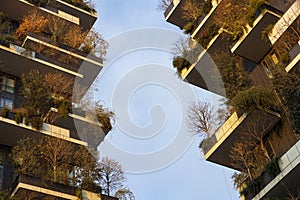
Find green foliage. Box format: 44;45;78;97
1;107;9;118
203;0;213;14
264;157;280;178
183;21;196;35
14;113;22;124
95;104;115;133
230;86;280;113
196;23;219;48
214;54;251;100
232;172;248;190
172;56;191;73
11;137;42;177
31;116;43;130
62;0;96;13
271;69;300;134
21;69;52;119
246;0;267;26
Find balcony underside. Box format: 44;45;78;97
231;11;280;63
205;110;281;170
184;31;230;96
0;118;43;147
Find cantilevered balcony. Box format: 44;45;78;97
253;140;300;200
201;110;281;170
285;40;300;73
182;30;231;96
268;0;300;45
191;0;222;40
22;32;102;67
0;0;97;31
231;5;282;63
164;0;208;29
50;107;110;147
0;41;82;78
11;174;78;200
0;109;87;147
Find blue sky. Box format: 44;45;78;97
91;1;240;199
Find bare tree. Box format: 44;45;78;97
213;0;248;39
243;117;276;162
230;139;258;181
115;188;135;200
157;0;172;12
98;157;127;196
38;136;74;183
182;0;203;21
186;99;215;138
15;9;48;40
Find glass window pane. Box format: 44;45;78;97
5;99;13;109
6;78;14;88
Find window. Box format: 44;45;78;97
0;76;15;94
0;97;13;109
262;61;273;78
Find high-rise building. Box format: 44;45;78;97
164;0;299;199
0;0;116;199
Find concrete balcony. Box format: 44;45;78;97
191;0;222;40
201;110;281;170
181;30;231;96
285;40;300;73
268;0;300;45
164;0;208;29
51;107;110;147
0;0;97;31
0;41;82;78
231;6;282;63
22;32;102;67
11;174;78;200
253;140;300;200
0;109;87;147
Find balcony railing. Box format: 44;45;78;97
23;32;102;66
252;140;300;200
0;108;87;146
285;40;300;72
268;0;300;45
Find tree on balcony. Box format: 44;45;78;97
230;139;259;181
157;0;172;12
15;9;48;41
98;157;126;196
213;53;251;101
186;99;216;138
214;0;249;40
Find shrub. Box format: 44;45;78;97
230;86;280;113
172;56;191;73
264;157;280;178
1;107;9;118
31;117;43;130
14;113;22;124
183;21;196;35
203;0;212;14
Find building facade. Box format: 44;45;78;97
164;0;299;199
0;0;115;199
